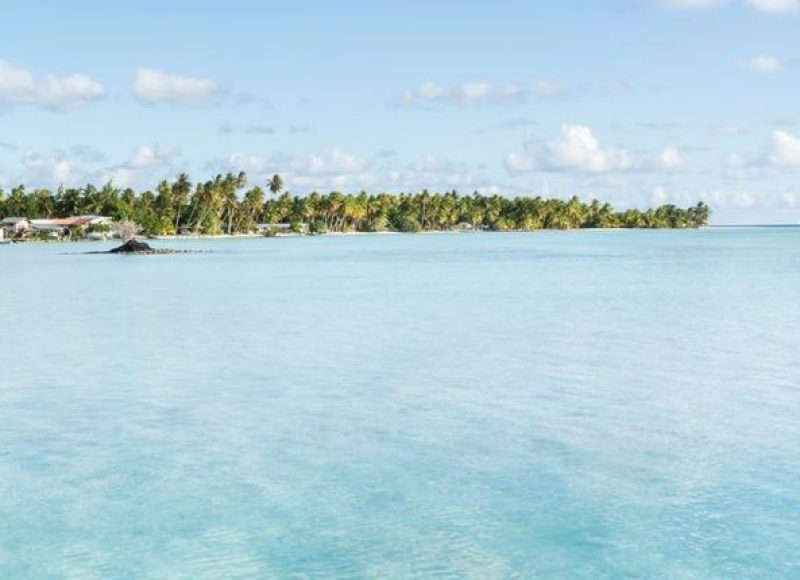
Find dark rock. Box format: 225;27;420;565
109;239;155;254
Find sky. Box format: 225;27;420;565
1;0;799;224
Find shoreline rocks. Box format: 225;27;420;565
109;239;156;254
93;239;195;255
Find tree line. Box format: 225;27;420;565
0;172;710;235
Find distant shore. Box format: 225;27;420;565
3;226;735;246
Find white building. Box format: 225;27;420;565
1;217;30;238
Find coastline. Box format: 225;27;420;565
2;227;728;246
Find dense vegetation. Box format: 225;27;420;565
0;172;710;235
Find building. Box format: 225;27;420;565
1;217;30;238
30;220;68;238
255;222;308;234
4;216;113;240
50;216;113;238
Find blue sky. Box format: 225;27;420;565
1;0;799;223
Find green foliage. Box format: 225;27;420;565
389;213;422;233
34;230;56;241
309;219;328;234
0;172;711;236
158;216;176;236
86;223;111;233
200;212;222;235
363;216;388;232
490;217;516;232
137;208;161;237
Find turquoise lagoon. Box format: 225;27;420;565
1;229;799;577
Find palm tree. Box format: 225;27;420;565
172;173;192;231
268;174;283;196
243;186;265;225
155;180;174;228
221;173;240;235
0;166;712;235
33;188;55;217
565;196;586;229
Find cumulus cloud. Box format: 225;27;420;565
301;149;368;176
386;156;477;188
133;67;224;107
505;125;634;174
654;146;687;170
747;0;798;12
20;151;86;185
0;59;105;110
99;144;180;188
226;148;373;190
505;127;693;175
130;144;177;168
6;144;182;189
651;184;800;211
741;55;781;73
545;125;633;172
221;149;494;192
400;80;568;107
769;130;800;166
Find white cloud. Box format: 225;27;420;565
505;125;633;174
98;144;180;188
400;79;567;107
229;149;369;177
700;189;758;207
133;67;224;107
0;59;105;110
506;129;692;175
223;150;495;192
648;185;778;209
227;148;373;190
655;147;686;170
543;125;634;172
741;55;781;73
769;130;800;166
302;149;367;176
131;144;177;168
386;156;477;188
651;185;669;205
747;0;798;12
21;151;85;184
504;152;539;173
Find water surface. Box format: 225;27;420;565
1;229;799;577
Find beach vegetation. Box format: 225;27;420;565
0;173;711;236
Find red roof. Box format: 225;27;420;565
52;217;92;226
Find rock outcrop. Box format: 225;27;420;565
109;239;156;254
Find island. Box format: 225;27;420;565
0;172;710;242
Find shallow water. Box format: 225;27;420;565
1;229;799;578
